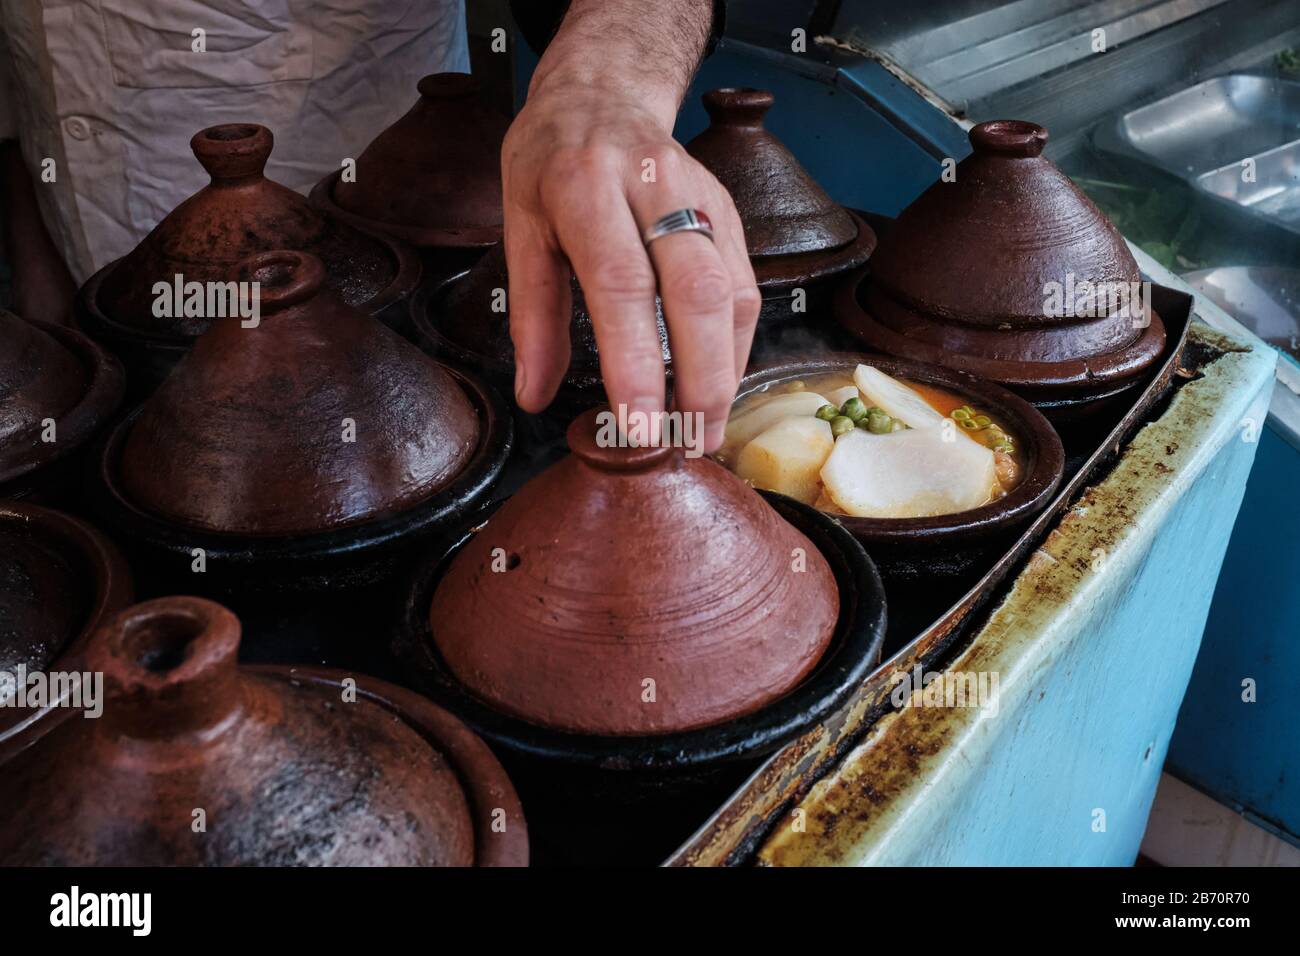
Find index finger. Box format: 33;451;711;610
543;173;667;432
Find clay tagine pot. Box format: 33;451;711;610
0;502;132;744
397;407;887;789
75;123;421;391
685;88;876;327
92;250;512;589
0;310;124;500
834;120;1166;423
731;354;1065;585
0;595;527;865
310;73;510;250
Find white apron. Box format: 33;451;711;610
0;0;468;281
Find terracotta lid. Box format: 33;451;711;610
837;120;1166;404
315;73;510;248
428;407;840;736
0;502;132;697
870;120;1142;324
94;123;418;339
0;596;526;865
116;250;480;535
685;88;875;288
430;243;670;388
0;311;124;487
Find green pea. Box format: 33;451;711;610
831;415;856;437
841;396;869;423
867;411;892;434
815;404;839;421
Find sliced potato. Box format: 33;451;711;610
735;417;834;506
825;385;860;408
820;427;996;518
724;391;830;450
853;365;946;430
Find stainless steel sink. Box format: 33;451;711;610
1098;73;1300;236
1196;141;1300;227
1182;264;1300;363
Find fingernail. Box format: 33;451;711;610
514;358;527;404
628;396;662;446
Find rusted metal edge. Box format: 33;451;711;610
754;322;1274;865
662;304;1222;867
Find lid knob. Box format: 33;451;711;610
969;120;1048;158
87;596;243;739
566;406;676;472
229;250;327;313
191;123;274;182
702;87;774;127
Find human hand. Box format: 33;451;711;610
500;3;757;452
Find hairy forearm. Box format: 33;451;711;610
527;0;713;128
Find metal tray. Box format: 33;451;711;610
1096;73;1300;236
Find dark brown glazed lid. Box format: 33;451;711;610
837;120;1165;404
0;596;526;865
313;73;510;248
92;123;419;339
428;407;840;736
0;502;132;713
685;88;875;288
116;250;480;535
431;242;670;388
0;311;124;487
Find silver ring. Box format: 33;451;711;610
642;208;714;246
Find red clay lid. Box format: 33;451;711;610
96;123;409;338
869;120;1141;328
117;250;479;535
0;502;132;690
838;120;1166;401
0;596;481;865
428;407;840;736
0;311;123;485
687;88;858;257
324;73;510;248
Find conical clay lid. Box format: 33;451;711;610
0;311;123;485
0;502;131;681
0;596;476;865
97;124;406;338
686;88;858;257
869;120;1141;329
117;250;479;535
328;73;510;247
429;408;840;736
0;313;86;458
